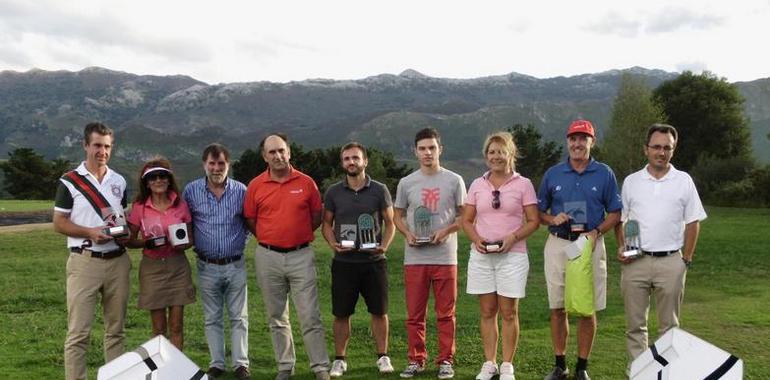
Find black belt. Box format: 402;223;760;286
642;250;679;257
198;255;242;265
259;242;309;253
550;231;582;241
70;247;126;259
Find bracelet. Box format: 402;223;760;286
593;228;602;237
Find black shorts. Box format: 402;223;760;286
331;259;388;317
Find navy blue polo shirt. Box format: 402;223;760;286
537;158;622;235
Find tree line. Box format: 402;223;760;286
2;70;769;207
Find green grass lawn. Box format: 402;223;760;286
0;199;53;212
1;207;768;379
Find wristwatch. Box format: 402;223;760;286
593;228;603;238
682;258;692;268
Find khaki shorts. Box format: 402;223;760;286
544;234;607;311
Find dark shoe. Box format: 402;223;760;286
207;366;225;378
573;370;590;380
235;366;251;380
544;366;568;380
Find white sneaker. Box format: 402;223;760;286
475;361;498;380
499;362;515;380
330;359;347;377
400;362;425;378
377;356;395;373
437;361;454;379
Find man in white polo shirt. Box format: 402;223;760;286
615;123;707;367
53;122;130;380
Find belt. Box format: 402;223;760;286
550;231;582;242
259;242;309;253
198;255;242;265
70;247;126;260
642;250;679;257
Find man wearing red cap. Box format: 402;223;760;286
537;120;622;380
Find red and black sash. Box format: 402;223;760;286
61;170;113;219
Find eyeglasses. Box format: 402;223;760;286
492;190;501;209
146;173;170;182
647;144;674;152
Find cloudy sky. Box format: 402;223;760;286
1;0;768;84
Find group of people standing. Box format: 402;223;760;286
53;119;705;380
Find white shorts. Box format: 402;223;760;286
466;248;529;298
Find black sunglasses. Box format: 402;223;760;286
492;190;501;209
145;172;170;181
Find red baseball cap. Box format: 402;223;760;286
566;119;595;137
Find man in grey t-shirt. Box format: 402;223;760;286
322;142;396;377
393;128;466;379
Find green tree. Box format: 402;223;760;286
653;71;752;172
233;143;410;195
604;73;667;180
0;148;71;199
507;123;563;186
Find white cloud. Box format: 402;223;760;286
0;0;768;83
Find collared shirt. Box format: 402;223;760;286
537;157;622;234
243;166;322;247
183;177;248;259
466;171;538;253
324;175;393;263
621;164;707;251
54;161;127;252
127;191;191;259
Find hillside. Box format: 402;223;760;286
0;66;767;190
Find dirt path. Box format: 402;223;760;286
0;222;52;233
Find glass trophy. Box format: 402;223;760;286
339;224;357;248
622;220;642;258
564;201;587;233
413;206;433;245
357;214;378;250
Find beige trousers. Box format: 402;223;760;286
620;252;687;362
64;252;131;380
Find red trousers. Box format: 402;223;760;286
404;265;457;365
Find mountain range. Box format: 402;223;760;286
1;66;768;187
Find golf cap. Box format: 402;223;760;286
566;119;595;137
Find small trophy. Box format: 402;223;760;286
413;206;433;245
145;236;167;249
102;225;129;238
483;241;503;253
357;214;378;250
168;223;189;246
622;220;642;259
339;224;357;248
565;201;587;233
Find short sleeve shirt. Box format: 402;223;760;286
324;176;393;263
621;165;707;251
537;158;622;234
54;162;127;252
466;172;538;253
394;168;466;265
243;166;322;247
127;191;192;259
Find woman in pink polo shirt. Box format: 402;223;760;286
461;132;540;380
126;157;195;350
